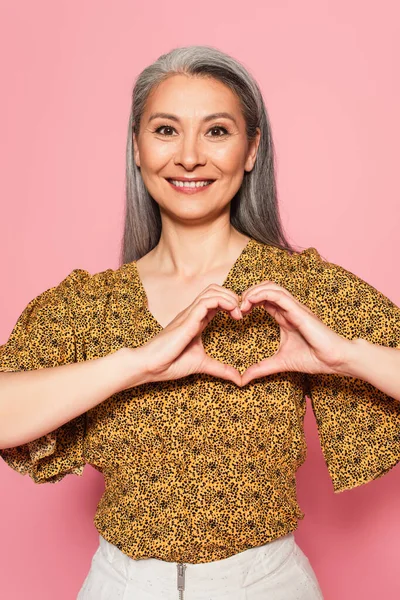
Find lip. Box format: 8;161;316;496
167;177;216;182
165;177;215;195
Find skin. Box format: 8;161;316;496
127;73;400;395
132;73;260;292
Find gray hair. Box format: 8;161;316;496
121;45;298;264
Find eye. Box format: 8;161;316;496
207;125;229;137
153;124;230;137
154;125;177;136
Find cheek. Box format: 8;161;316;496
211;143;248;175
140;140;173;170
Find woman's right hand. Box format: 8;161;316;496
126;285;243;387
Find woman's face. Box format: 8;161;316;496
132;74;260;224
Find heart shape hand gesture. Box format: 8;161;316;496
238;281;354;386
123;281;355;389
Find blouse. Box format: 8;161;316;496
1;237;400;563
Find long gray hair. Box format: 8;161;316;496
121;45;299;264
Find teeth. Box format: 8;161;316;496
170;179;213;188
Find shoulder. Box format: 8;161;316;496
253;242;368;310
259;242;326;272
251;240;326;286
252;239;322;269
257;242;357;286
51;262;136;301
19;263;138;322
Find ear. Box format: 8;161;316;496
132;132;141;168
244;127;261;172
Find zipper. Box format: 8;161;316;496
177;562;187;600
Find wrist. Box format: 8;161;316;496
112;347;151;390
336;337;370;379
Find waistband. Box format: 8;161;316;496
98;532;296;592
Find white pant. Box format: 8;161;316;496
77;532;324;599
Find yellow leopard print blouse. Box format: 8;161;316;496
1;238;400;563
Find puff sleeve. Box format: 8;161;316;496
0;269;91;484
302;247;400;493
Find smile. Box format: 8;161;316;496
168;179;213;188
166;178;215;194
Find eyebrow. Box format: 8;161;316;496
148;112;238;125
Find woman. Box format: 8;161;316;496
1;45;400;600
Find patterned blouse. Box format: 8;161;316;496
1;238;400;563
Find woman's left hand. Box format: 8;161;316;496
239;281;355;386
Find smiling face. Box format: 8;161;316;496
132;74;260;225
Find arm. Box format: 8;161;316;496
339;338;400;402
0;348;146;449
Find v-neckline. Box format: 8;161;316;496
132;237;255;332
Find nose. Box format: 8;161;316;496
173;131;207;170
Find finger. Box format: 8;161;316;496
192;293;243;322
240;281;288;301
240;355;285;386
173;288;242;329
197;291;242;315
200;355;242;386
240;288;297;315
202;283;242;305
243;289;318;335
260;301;295;329
171;295;241;345
160;294;246;362
240;282;302;312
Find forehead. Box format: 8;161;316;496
143;74;243;118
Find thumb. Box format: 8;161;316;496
200;356;242;386
241;354;284;386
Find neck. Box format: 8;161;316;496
151;221;250;279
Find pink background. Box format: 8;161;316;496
1;1;399;598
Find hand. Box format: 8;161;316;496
239;281;355;386
136;285;243;386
